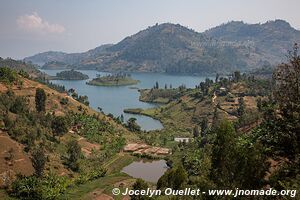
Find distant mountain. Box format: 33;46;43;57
24;44;113;67
24;20;300;74
204;19;300;64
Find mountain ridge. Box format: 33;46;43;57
24;20;300;74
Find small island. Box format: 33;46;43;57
51;69;89;80
87;73;139;86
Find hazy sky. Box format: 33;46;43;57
1;0;300;59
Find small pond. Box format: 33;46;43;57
121;160;168;183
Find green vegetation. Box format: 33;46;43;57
2;43;299;199
125;117;141;132
35;78;66;93
0;68;137;199
68;88;90;106
130;179;150;200
35;88;46;112
0;67;17;83
149;44;300;198
52;69;89;80
31;147;46;178
66;140;81;171
139;88;181;104
10;173;70;200
87;73;139;86
1;58;43;78
157;165;188;190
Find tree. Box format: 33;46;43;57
200;117;208;137
51;116;68;137
256;97;262;111
237;97;245;117
35;88;46;112
233;71;241;82
273;43;300;120
211;106;219;129
211;120;236;187
193;125;200;138
66;140;81;171
260;43;300;160
215;73;219;83
10;96;28;114
0;67;17;83
126;118;141;132
130;179;150;200
31;147;46;177
155;81;159;89
157;165;188;190
120;114;124;123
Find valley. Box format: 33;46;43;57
0;6;299;198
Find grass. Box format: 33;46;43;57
104;153;137;174
0;190;15;200
60;173;130;200
60;153;137;200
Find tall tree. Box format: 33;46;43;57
130;179;150;200
51;116;68;138
155;81;159;89
237;97;245;117
35;88;46;112
157;165;188;190
233;71;241;82
200;117;208;137
193;125;200;138
31;147;46;177
66;140;81;171
273;43;300;119
211;120;237;187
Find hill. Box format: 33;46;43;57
52;69;89;80
87;73;139;86
204;20;300;64
24;20;300;74
0;57;45;78
0;66;140;199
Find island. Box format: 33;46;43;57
86;73;139;86
51;69;89;80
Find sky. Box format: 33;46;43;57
0;0;300;59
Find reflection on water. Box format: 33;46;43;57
121;160;168;183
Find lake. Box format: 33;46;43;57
121;160;168;183
42;69;210;130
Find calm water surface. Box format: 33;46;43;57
42;69;210;130
121;160;168;183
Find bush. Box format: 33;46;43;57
10;173;70;200
0;67;17;83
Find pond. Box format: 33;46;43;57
121;160;168;183
41;69;210;131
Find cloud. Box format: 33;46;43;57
17;12;65;34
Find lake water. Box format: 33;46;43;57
121;160;168;183
42;69;210;130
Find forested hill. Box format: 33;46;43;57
24;20;300;74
